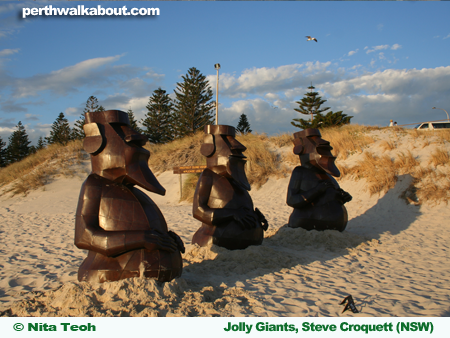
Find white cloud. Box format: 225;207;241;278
264;93;279;100
0;48;19;57
391;44;402;50
220;98;298;135
10;55;133;98
366;45;390;54
348;49;359;56
65;107;78;116
443;34;450;40
214;64;450;131
207;62;337;98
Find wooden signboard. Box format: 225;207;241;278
173;165;207;174
172;165;207;198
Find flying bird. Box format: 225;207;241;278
306;36;318;42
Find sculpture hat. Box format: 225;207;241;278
201;124;251;190
293;128;340;177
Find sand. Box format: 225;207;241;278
1;128;449;317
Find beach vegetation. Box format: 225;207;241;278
5;121;31;165
236;113;252;135
1;124;449;204
172;67;215;139
429;148;449;167
0;136;6;167
0;140;84;196
142;87;175;144
126;108;143;134
46;112;72;146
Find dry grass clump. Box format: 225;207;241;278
237;133;286;188
341;140;450;204
436;130;450;143
269;133;293;147
145;132;205;173
429;148;449;167
413;179;450;205
0;140;85;196
395;150;420;173
180;173;201;203
343;152;398;195
268;124;375;161
380;140;396;152
159;132;287;202
320;124;376;160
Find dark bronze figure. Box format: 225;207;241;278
75;110;184;283
192;125;268;250
286;128;352;231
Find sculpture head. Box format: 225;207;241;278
82;110;165;195
293;128;340;177
200;125;251;190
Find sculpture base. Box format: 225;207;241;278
78;249;182;283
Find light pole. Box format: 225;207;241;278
432;107;449;122
214;63;220;125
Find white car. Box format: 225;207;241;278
415;121;450;130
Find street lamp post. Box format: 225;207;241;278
432;107;449;121
214;63;221;125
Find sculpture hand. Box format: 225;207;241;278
168;230;186;254
340;190;352;203
317;180;335;193
144;230;177;253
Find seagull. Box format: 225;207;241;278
306;36;318;42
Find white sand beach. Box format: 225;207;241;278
1;128;449;317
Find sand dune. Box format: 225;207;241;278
1;128;449;317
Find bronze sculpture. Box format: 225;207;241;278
286;128;352;231
75;110;184;283
192;125;268;250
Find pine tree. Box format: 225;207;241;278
236;113;252;135
142;88;174;144
173;67;214;138
46;112;72;145
36;136;46;150
0;136;7;167
292;111;353;130
6;121;31;164
291;84;330;129
72;96;105;140
127;109;142;134
314;111;353;128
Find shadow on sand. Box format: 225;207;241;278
182;175;421;308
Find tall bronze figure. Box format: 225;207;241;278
75;110;184;283
192;125;268;250
287;128;352;231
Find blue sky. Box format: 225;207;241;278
1;0;449;144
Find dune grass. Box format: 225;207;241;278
0;140;85;196
337;128;450;204
1;124;448;204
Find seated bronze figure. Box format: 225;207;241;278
287;128;352;231
75;110;184;283
192;125;268;250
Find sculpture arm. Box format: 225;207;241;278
193;171;215;226
193;171;257;229
286;169;332;208
74;178;176;257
